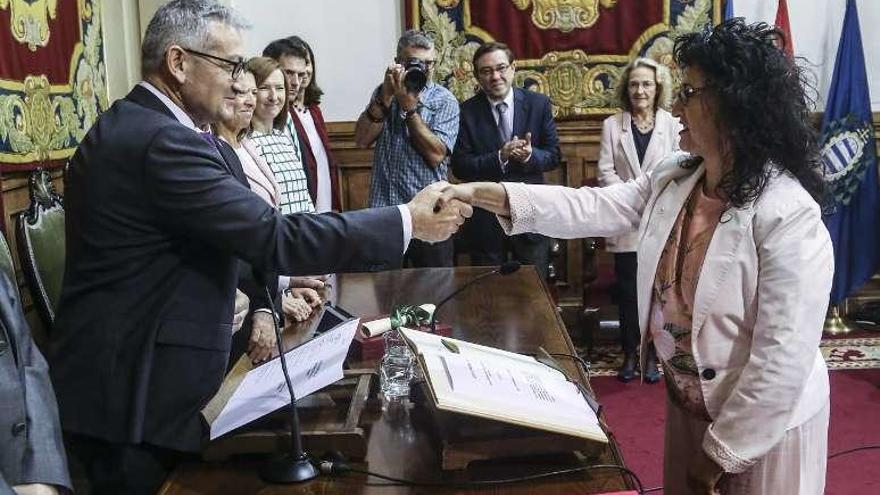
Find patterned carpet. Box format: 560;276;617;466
579;336;880;377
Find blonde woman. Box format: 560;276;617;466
597;57;681;382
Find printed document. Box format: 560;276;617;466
208;317;359;439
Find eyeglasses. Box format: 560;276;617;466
182;48;247;79
396;58;436;69
675;85;706;105
477;63;511;77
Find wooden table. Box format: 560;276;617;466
160;267;632;494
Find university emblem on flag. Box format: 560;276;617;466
821;116;873;210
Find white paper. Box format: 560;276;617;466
209;317;360;440
361;304;435;337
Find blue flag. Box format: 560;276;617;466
723;0;734;20
822;0;879;304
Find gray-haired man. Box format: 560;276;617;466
355;30;460;268
51;1;470;493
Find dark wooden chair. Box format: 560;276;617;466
17;168;65;331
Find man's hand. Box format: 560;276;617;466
380;64;400;106
282;292;313;322
247;312;277;364
500;136;526;163
510;132;533;163
13;484;59;495
290;276;326;291
391;68;419;113
686;450;724;495
407;182;473;242
289;287;322;307
232;289;249;334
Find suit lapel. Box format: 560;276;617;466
214;139;249;187
619;112;641;177
641;110;667;172
637;165;706;341
690;204;753;337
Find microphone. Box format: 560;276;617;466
259;286;319;484
429;261;521;334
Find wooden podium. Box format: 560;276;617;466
160;267;633;495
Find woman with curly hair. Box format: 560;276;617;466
439;19;831;494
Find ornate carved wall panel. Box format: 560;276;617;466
406;0;721;118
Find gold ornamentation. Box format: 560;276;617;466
517;50;621;118
410;0;720;118
0;0;107;165
419;0;481;101
0;0;59;51
435;0;461;7
511;0;617;33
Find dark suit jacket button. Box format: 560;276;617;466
11;422;26;436
701;368;716;380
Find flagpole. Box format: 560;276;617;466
824;304;852;335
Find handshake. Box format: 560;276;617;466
406;181;478;243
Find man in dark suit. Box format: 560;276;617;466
451;42;560;279
50;1;470;493
0;272;70;495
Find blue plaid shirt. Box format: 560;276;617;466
368;82;459;207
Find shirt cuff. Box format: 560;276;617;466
498;150;508;173
397;204;413;253
702;423;757;474
496;182;538;236
278;276;290;295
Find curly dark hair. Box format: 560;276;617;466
673;18;824;207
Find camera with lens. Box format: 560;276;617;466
402;58;429;93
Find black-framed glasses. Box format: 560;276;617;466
182;47;247;79
477;63;511;77
675;85;706;105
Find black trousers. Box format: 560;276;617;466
404;238;454;268
614;252;640;355
466;209;550;280
68;434;192;495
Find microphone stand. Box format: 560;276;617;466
259;287;319;483
429;261;521;334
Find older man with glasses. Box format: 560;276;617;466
50;1;470;493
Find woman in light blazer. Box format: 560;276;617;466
597;57;681;382
440;20;831;495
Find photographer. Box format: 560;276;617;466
355;30;459;267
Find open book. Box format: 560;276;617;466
400;328;608;443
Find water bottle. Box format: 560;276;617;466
380;328;414;403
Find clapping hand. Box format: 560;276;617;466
407;182;473;242
509;132;533;163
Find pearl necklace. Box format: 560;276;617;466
633;113;655;133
